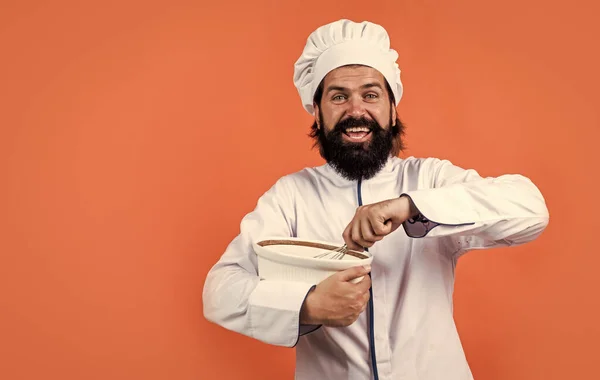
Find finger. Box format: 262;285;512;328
344;227;363;252
355;272;372;293
363;216;387;243
359;218;375;247
359;301;369;314
372;216;393;236
343;215;362;251
337;265;371;282
342;219;352;245
387;219;402;234
360;291;371;311
350;218;365;250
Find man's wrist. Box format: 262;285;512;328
399;195;420;220
300;288;319;325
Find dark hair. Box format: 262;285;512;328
308;66;406;156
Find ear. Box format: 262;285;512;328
314;103;321;128
391;104;397;126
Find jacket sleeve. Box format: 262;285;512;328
202;177;319;347
399;158;549;256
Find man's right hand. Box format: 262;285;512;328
299;265;372;327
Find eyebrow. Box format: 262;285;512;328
325;82;384;93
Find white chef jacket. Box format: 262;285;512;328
202;155;549;380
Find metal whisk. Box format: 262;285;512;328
313;244;348;260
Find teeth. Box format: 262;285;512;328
346;127;370;133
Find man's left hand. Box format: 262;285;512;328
342;196;418;251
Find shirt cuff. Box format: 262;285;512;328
400;192;474;238
248;280;318;347
297;285;322;339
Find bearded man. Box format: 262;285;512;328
203;19;549;380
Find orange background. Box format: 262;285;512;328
1;1;599;379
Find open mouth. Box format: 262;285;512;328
343;126;372;142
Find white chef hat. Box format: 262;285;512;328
293;19;403;115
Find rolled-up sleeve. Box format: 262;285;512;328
400;158;549;253
202;177;319;347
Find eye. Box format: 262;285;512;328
332;94;347;102
365;93;378;99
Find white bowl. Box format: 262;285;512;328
253;237;373;284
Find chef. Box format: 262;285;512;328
202;19;549;380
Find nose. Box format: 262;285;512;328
346;96;366;118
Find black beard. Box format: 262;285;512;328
317;114;394;181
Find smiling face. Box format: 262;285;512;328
312;65;402;181
315;65;397;143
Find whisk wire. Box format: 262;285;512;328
313;244;349;260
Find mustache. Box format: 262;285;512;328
333;116;382;133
